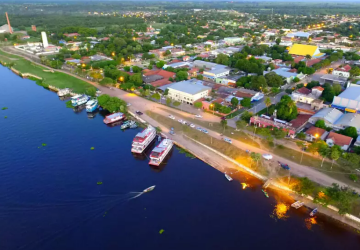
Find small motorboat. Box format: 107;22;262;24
225;173;233;181
262;189;269;198
143;185;156;193
291;201;304;209
121;121;130;129
310;208;318;217
130;121;138;129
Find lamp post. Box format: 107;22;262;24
210;104;214;115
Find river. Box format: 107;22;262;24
1;66;359;250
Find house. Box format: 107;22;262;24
332;83;360;112
249;116;296;138
183;56;190;61
167;79;211;105
332;113;360;133
267;68;303;84
305;126;328;141
224;37;243;45
320;74;348;85
332;65;351;78
143;69;175;87
286;31;311;39
326;132;353;151
291;86;324;111
288;44;324;58
290;114;313;132
214;75;243;86
64;33;80;38
193;60;230;80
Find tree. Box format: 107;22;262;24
275;38;281;45
173;101;181;107
264;97;272;115
333;84;342;96
151;92;161;102
250;75;267;91
196;74;204;80
144;89;151;97
350;66;360;77
97;94;127;113
339;126;358;139
156;61;165;69
322;83;335;102
236;120;247;130
271;87;280;95
297;132;306;140
275;95;298;121
132;66;142;73
240;97;252;108
272;127;287;139
293;77;300;83
241;111;253;122
350;174;358;182
315;119;327;129
330;145;341;168
250;152;262;168
265;72;283;87
99;77;114;85
166;97;172;106
231;97;239;108
85;87;97;97
175;71;188;81
220;119;228;132
194;102;203;109
129;73;143;86
164;88;169;96
163;50;171;56
215;53;229;65
305;54;312;66
293;177;315;195
123;66;131;72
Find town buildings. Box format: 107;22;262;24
167;79;211;105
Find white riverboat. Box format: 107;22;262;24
57;88;71;97
71;94;89;107
131;125;157;153
149;139;173;166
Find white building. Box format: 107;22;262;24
224;37;243;45
193;60;230;79
332;65;351;78
167;79;211;105
41;31;49;48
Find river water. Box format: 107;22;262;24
1;66;359;250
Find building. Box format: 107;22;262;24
309;108;343;127
64;33;80;37
31;25;36;31
286;32;311;39
193;60;230;80
291;86;324;111
326;132;353;151
224;37;243;45
305;126;328;141
167;79;211;105
320;74;348;85
41;32;49;48
267;68;303;84
332;65;351;78
288;44;323;57
249;116;296;137
214;75;243;86
0;24;11;34
332;113;360;133
143;69;175;87
332;83;360;112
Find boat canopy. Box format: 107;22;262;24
106;112;123;119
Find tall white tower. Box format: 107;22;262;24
41;31;48;48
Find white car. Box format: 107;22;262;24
178;119;183;123
262;154;273;160
224;138;232;144
190;123;195;128
126;103;131;107
182;121;188;125
195;114;203;118
168;115;175;120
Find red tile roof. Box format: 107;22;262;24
327;131;353;147
290;114;312;129
143;69;175;79
296;87;312;95
312;86;324;91
306;126;326;137
150;79;172;87
336;64;351;72
294;56;305;63
307;58;321;67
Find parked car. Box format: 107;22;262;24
224;138;232;144
168;115;175;120
190;123;195;128
135;110;143;115
170;127;175;135
195;114;202;118
196;127;202;131
182;121;188;125
221;116;226;120
278;161;290;170
202;129;209;134
127;103;131;107
178;119;183;123
262;154;273;160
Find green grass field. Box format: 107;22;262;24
0;49;93;93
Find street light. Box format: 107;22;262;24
119;76;124;82
111;52;115;57
210;104;214;115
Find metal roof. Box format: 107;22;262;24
168;79;211;95
288;44;320;57
334;113;360;130
311;108;343;124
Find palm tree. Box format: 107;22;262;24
264;97;272;115
305;54;312;67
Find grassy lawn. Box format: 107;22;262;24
159;107;260;147
225;108;244;119
152;23;167;29
0;49;93;93
146;110;269;176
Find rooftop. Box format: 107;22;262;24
306;126;327;137
288;44;319;57
168;79;211;95
327;131;353;146
311;108;343;124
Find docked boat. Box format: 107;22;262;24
57;88;70;97
121;120;131;129
71;94;89;107
85;99;98;112
131;125;157;153
262;189;269;198
143;185;156;193
149;139;173;166
225;173;233;181
310;208;318;217
103;112;125;124
291;201;304;209
130;121;138;129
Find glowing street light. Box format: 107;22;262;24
111;52;115;57
210;104;214;115
119;76;124;82
315;133;319;138
133;37;136;41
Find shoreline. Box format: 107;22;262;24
2;54;360;232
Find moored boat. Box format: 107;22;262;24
262;189;269;198
121;120;130;129
85;99;98;112
103;112;125;124
310;208;318;217
131;125;157;153
143;185;156;193
71;94;89;107
225;173;233;181
291;201;304;209
57;88;71;97
129;121;137;129
149;139;173;166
